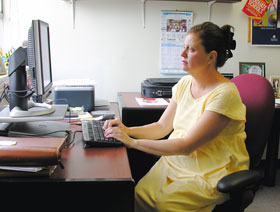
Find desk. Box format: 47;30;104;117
0;102;134;211
118;92;167;183
118;92;168;127
265;107;280;186
118;92;279;186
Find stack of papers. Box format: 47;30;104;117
135;98;169;106
0;166;44;173
0;166;57;177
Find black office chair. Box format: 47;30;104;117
213;74;275;212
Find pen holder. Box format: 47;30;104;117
1;57;9;73
0;57;7;75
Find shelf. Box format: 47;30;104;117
145;0;241;2
140;0;241;28
62;0;76;29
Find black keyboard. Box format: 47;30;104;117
82;120;123;148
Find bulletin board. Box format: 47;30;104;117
160;11;193;75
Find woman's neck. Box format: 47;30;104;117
190;69;228;99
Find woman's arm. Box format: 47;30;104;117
128;99;177;139
105;110;230;156
103;99;177;140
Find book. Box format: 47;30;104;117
0;137;66;166
242;0;271;23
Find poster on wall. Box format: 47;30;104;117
251;0;280;46
160;11;193;75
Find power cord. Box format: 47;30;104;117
65;130;82;148
0;84;10;103
9;130;71;138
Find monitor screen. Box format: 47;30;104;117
39;21;52;93
28;20;53;103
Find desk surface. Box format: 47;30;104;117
53;130;132;180
0;102;133;182
118;92;169;109
0;104;134;211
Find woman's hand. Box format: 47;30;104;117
103;118;127;131
103;118;135;147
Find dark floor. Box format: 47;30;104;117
246;166;280;212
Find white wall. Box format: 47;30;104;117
2;0;280;101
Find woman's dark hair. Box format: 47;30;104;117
188;22;236;68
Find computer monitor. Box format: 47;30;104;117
28;20;53;103
8;20;55;117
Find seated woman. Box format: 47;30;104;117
103;22;249;212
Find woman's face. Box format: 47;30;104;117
181;33;210;74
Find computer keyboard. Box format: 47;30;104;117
82;120;123;148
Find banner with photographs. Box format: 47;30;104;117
160;11;193;74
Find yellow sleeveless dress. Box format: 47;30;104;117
135;76;249;212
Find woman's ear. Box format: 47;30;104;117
208;51;217;65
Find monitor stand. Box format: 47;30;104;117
0;104;68;123
9;101;56;118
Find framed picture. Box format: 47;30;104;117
239;62;266;77
270;76;280;98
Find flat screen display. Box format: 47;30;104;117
39;22;52;91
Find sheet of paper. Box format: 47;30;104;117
135;98;169;106
0;166;43;172
78;112;92;119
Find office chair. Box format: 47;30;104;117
213;74;275;212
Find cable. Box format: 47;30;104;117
9;129;82;149
65;130;82;148
9;130;70;138
0;84;10;103
4;84;10;102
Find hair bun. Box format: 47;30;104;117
221;25;236;59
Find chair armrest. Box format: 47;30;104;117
217;170;262;193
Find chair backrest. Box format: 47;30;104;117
231;74;275;169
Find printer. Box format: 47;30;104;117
53;79;95;112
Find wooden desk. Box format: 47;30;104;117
265;107;280;186
118;92;167;183
118;92;279;186
118;92;168;127
0;103;134;211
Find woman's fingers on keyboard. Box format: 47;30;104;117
103;118;122;129
103;120;110;129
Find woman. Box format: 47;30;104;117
103;22;249;212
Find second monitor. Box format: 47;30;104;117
8;20;56;118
